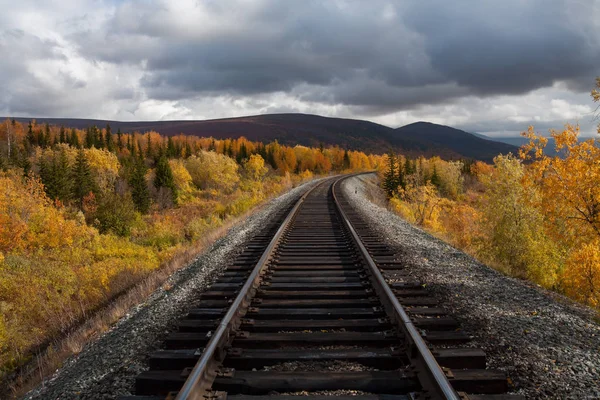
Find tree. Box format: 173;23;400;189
72;149;97;207
59;126;66;144
26;121;36;150
94;192;137;236
146;134;153;159
129;155;150;213
117;128;123;150
70;128;80;148
343;150;351;170
521;124;600;295
186;151;240;193
480;153;559;285
154;155;178;205
244;154;268;181
53;150;72;202
430;164;441;187
167;137;176;158
105;124;114;152
383;153;397;197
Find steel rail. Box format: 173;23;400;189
175;178;330;400
332;176;460;400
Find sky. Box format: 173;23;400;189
0;0;599;137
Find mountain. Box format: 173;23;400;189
7;113;518;161
472;134;561;157
392;122;519;161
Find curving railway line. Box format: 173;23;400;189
121;175;521;400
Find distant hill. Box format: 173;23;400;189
392;122;519;161
7;113;518;162
473;134;561;157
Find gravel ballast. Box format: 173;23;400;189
23;179;322;400
341;174;600;399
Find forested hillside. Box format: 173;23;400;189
0;120;383;378
8;114;518;161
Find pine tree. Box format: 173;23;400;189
117;128;123;150
383;153;397;198
95;126;104;148
105;124;114;152
343;150;351;170
184;141;192;158
72;149;97;207
430;164;441;187
85;127;94;148
167;137;176;158
26;121;36;150
129;155;150;213
208;139;216;152
59;125;66;144
53;150;72;201
43;123;51;148
154;155;178;205
237;142;248;164
146;134;153;159
70;128;80;148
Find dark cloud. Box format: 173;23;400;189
71;0;599;112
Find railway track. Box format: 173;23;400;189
122;175;521;400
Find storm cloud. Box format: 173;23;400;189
0;0;598;135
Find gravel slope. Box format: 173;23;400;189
341;174;600;400
23;179;321;400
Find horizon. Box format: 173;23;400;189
3;112;597;139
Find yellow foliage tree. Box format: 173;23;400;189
185;151;240;193
521;124;600;295
479;154;560;286
244;154;268;181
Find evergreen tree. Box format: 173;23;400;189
117;128;124;150
383;153;397;197
57;151;72;200
26;121;36;150
95;126;104;148
208;139;216;152
184;141;192;158
85;127;94;148
129;155;150;213
343;150;351;170
154;155;178;205
237;142;248;164
167;137;176;158
70;128;80;148
72;149;97;207
105;124;114;152
146;134;153;159
42;123;51;148
59;125;66;143
430;164;441;187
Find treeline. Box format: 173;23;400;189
0;120;383;377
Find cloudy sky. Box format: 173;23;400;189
1;0;599;136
